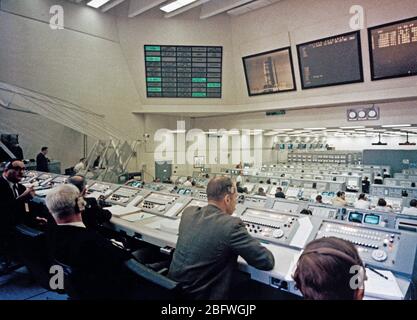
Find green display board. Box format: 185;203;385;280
144;45;222;98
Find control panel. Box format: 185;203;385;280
344;209;396;229
239;208;302;246
35;173;54;186
193;191;208;201
47;175;68;187
136;192;188;218
307;204;339;219
285;187;302;199
369;196;402;213
21;171;40;184
241;195;268;208
106;186;142;206
176;187;193;196
315;220;417;276
125;180;144;188
269;199;300;214
86;181;115;199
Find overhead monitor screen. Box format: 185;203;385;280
242;47;296;96
145;45;222;98
368;16;417;80
297;31;363;89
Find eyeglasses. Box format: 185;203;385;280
11;166;25;172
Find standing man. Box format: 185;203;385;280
168;177;275;299
36;147;49;172
361;176;370;194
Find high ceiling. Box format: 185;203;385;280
66;0;282;19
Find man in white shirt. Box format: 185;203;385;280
401;199;417;215
236;171;243;184
74;158;86;174
353;193;370;210
183;176;193;187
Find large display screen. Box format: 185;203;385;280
297;31;363;89
368;16;417;80
144;45;222;98
242;47;296;96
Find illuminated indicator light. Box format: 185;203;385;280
207;83;221;88
192;78;207;83
146;57;161;62
192;92;206;97
147;77;162;82
145;46;161;51
147;87;162;92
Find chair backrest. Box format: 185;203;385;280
124;259;182;299
14;225;61;292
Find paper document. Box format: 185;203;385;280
364;268;404;300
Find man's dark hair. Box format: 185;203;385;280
410;199;417;208
316;195;322;201
276;187;283;192
336;191;343;197
377;198;387;207
41;147;48;152
68;175;86;192
293;237;364;300
206;177;234;201
358;193;366;200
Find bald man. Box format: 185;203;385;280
168;176;274;300
1;160;38;266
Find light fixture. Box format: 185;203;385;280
381;124;411;128
160;0;198;13
399;132;416;146
274;129;293;131
305;127;326;130
372;133;387;145
340;126;365;129
87;0;112;8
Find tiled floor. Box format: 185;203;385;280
0;266;68;300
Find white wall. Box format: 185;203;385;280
230;0;417;111
0;107;83;171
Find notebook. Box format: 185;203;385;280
364;268;404;300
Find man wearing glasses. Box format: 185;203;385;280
168;176;275;299
1;159;36;270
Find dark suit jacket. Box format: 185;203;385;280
82;197;112;229
275;192;286;198
168;204;274;300
36;153;49;172
0;176;30;239
49;225;136;299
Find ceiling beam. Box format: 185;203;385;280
101;0;126;12
200;0;254;19
128;0;167;18
164;0;210;18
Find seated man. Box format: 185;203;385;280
354;193;370;210
168;177;274;300
332;191;347;207
275;187;286;199
45;184;137;299
315;195;323;204
375;198;393;213
236;181;245;194
256;187;266;196
293;237;365;300
67;175;112;229
402;199;417;215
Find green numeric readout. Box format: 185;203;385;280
145;45;222;98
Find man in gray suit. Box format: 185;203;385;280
168;176;275;299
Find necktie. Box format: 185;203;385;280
13;184;19;198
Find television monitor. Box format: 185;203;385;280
368;16;417;80
297;31;363;89
348;211;364;224
242;47;296;96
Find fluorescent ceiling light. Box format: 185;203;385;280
381;124;411;128
160;0;198;13
305;127;326;130
274;129;293;131
87;0;111;8
340;126;365;129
